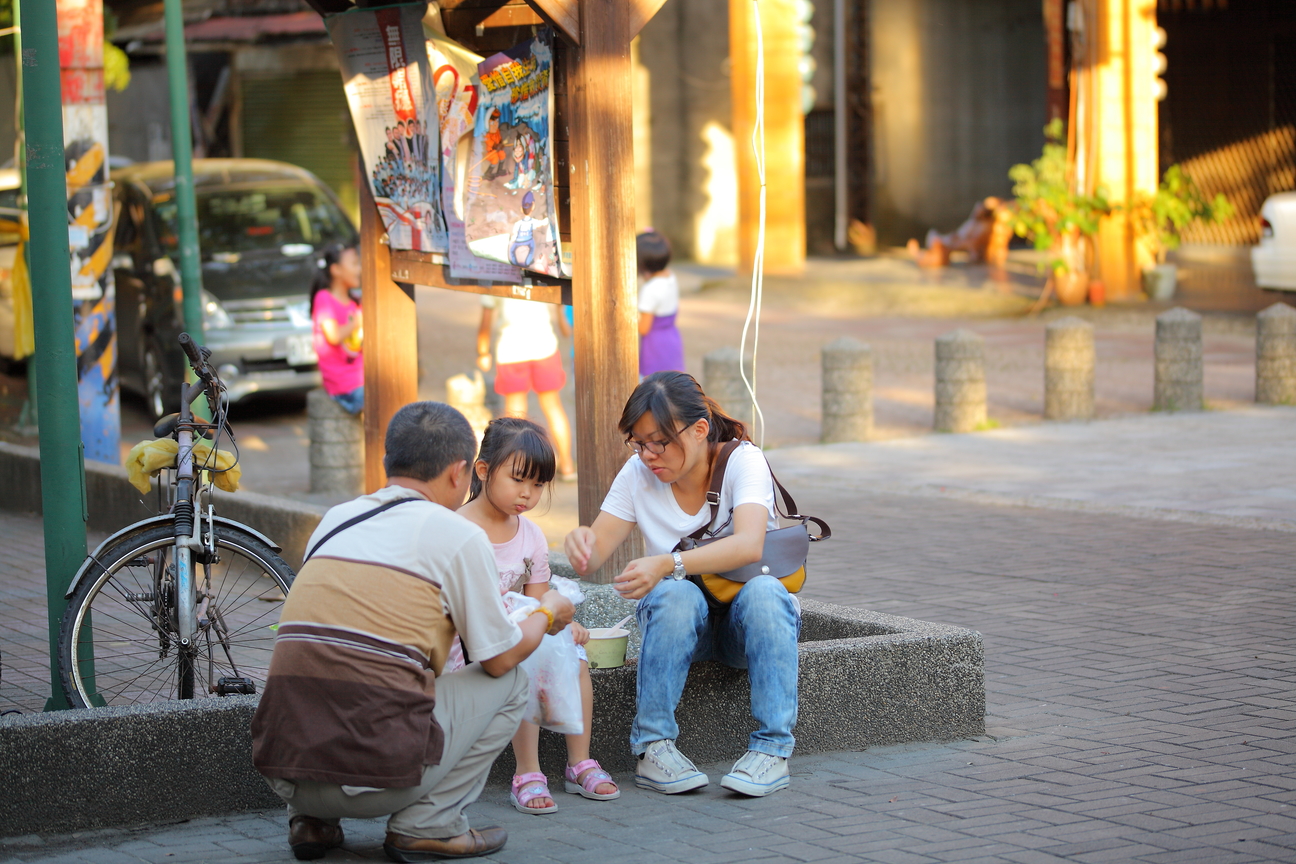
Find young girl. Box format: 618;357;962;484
451;417;619;813
636;230;685;377
310;243;364;414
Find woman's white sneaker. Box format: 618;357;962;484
634;740;710;793
720;750;789;797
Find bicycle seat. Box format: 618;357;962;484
153;413;181;438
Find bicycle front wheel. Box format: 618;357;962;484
59;522;294;709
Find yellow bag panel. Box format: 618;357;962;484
697;566;806;605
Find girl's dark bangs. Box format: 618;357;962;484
512;429;556;483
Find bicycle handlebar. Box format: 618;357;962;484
178;332;218;384
178;332;205;369
177;333;223;422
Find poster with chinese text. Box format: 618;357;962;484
463;30;563;277
425;30;523;283
327;4;446;253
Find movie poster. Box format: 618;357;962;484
425;30;523;283
463;30;563;277
327;4;446;253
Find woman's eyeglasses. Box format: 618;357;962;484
625;437;671;456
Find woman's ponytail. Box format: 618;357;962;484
699;393;748;444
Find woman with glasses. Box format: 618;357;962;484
564;371;799;799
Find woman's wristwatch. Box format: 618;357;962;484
670;552;687;581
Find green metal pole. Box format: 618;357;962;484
22;0;89;711
164;0;203;338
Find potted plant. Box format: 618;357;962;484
1008;120;1111;306
1126;165;1233;301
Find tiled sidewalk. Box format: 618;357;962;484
3;420;1296;861
0;513;76;714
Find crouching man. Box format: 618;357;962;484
251;402;574;862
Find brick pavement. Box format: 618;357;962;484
4;459;1296;862
29;283;1268;502
0;513;68;714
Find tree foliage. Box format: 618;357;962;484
1008;119;1111;273
1126;165;1234;263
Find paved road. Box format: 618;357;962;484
3;407;1295;862
2;255;1278;507
770;406;1296;530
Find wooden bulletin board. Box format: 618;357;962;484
322;0;664;581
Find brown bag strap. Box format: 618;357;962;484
687;440;831;543
688;440;739;542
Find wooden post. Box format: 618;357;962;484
569;0;639;583
1088;0;1159;299
730;0;804;275
358;165;418;492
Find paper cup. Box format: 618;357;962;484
584;627;629;669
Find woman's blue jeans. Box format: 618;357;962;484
631;575;800;758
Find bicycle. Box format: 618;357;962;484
58;332;296;709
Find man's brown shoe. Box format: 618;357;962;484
383;827;508;861
288;814;344;860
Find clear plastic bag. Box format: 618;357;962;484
503;592;584;735
549;575;585;605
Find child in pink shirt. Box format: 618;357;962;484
310;243;364;414
454;417;619;815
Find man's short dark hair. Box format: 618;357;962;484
383;402;477;481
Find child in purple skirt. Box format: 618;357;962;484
636;230;685;378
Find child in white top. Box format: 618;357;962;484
455;416;619;814
636;230;685;376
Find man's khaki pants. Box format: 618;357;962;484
265;663;527;839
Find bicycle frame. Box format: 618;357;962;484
59;331;292;706
172;374;209;652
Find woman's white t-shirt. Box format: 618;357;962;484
600;441;777;556
482;296;558;364
637;272;680;317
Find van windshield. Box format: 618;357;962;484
154;185;356;257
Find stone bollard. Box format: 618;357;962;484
1256;303;1296;405
307;388;364;495
821;337;873;442
703;347;754;424
1044;317;1095;421
934;329;986;433
1153;307;1203;412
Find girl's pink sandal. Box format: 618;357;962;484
510;772;557;814
563;759;621;800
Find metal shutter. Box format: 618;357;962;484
240;70;359;224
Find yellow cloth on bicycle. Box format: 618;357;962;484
125;438;241;494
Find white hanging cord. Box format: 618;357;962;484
737;0;767;448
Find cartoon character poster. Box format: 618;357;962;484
59;0;120;464
425;30;523;283
463;30;563;277
327;4;446;253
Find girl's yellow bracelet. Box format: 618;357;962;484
528;605;555;633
